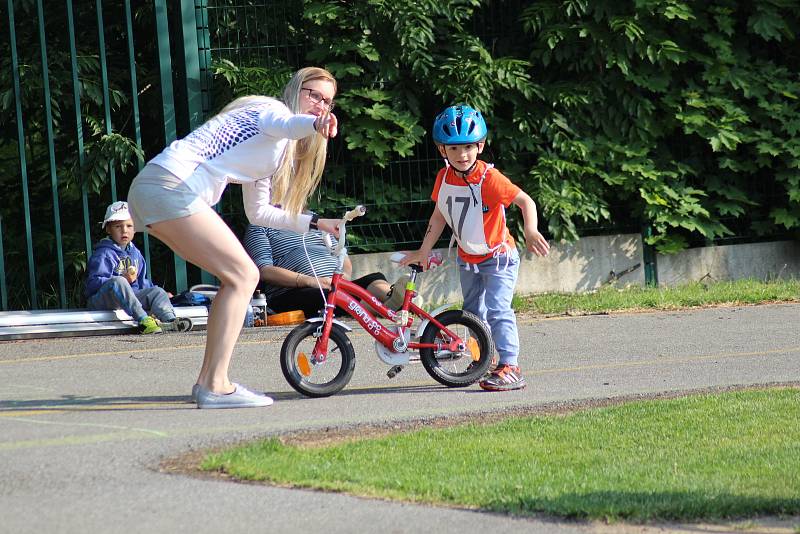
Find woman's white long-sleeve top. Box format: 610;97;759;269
149;96;316;232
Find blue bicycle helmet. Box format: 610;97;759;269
432;104;487;145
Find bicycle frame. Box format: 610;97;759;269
310;272;467;363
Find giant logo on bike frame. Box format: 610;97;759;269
348;301;382;335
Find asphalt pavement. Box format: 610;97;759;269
1;303;798;534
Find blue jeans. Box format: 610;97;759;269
457;248;520;366
87;277;176;323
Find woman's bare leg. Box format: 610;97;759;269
147;208;259;393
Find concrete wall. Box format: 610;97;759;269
349;233;645;305
349;236;800;303
656;240;800;286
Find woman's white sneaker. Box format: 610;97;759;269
196;384;274;409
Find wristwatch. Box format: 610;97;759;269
309;213;320;231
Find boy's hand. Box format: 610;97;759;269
398;250;428;270
524;228;550;257
124;265;138;284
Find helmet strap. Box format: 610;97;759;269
451;159;478;178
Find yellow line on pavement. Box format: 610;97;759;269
0;410;65;417
0;403;190;416
0;415;171;451
0;344;204;364
0;431;161;451
0;337;284;365
0;432;150;451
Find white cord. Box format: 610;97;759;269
302;232;328;304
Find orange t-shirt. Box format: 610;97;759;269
431;160;521;264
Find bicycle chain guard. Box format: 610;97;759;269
375;326;412;366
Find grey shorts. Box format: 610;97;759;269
127;163;209;229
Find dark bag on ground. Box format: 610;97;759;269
170;291;212;308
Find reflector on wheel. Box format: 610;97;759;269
297;352;312;377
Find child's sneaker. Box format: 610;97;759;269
138;316;162;335
159;319;178;332
466;356;496;376
383;275;410;310
479;363;526;391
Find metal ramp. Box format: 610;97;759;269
0;306;209;341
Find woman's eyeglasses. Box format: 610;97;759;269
300;87;335;110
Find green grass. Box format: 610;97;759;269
202;388;800;522
513;278;800;316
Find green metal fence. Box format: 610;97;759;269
1;1;197;310
0;0;446;311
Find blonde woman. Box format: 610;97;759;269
127;67;340;408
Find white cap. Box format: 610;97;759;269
102;201;131;227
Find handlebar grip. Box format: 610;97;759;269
322;233;334;251
342;205;366;222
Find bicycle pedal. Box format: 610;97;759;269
387;365;404;379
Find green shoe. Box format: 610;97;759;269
138;316;162;334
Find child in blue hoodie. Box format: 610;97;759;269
85;201;176;334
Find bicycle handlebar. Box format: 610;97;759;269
323;205;367;256
342;205;366;223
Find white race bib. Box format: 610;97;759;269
436;165;506;256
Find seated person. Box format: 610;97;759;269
85;201;177;334
243;224;406;318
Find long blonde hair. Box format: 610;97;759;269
218;95;276;115
269;67;337;214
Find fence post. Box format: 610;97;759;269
181;0;216;286
642;224;659;287
121;0;155;278
154;0;189;293
36;0;67;308
65;0;93;262
7;0;38;309
0;215;6;310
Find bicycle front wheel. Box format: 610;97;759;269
418;309;495;387
280;321;356;398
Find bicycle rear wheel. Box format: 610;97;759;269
280;321;356;398
418;309;495;387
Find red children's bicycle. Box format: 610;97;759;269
279;205;495;398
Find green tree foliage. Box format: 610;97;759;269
291;0;800;253
518;0;800;251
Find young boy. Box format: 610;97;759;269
400;105;550;391
85;201;177;334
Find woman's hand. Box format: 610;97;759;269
317;218;342;238
314;111;338;139
315;276;333;290
296;273;332;290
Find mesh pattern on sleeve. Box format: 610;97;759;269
183;108;262;161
